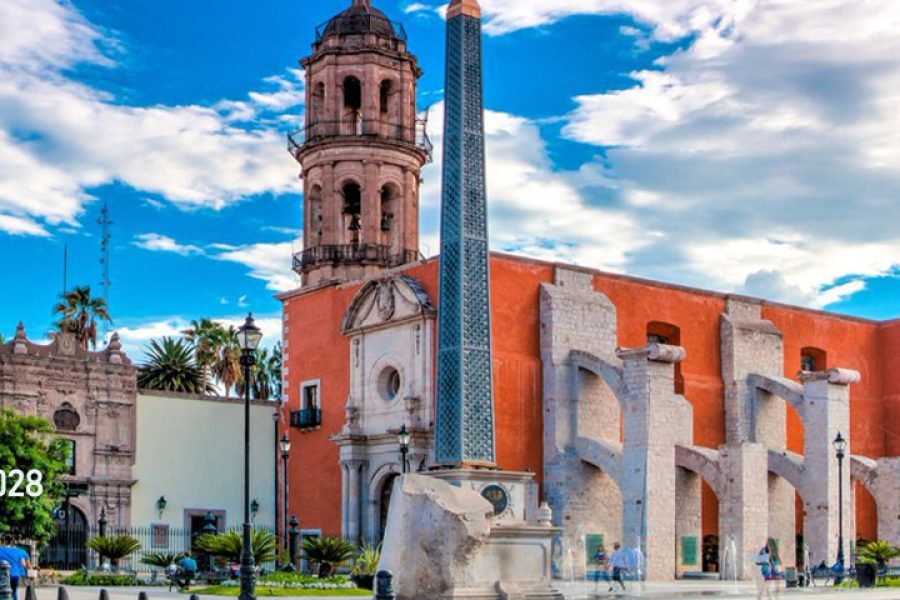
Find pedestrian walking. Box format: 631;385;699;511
608;542;628;592
0;536;32;600
591;543;609;592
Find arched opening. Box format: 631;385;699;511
647;321;684;395
854;480;877;543
311;82;325;132
343;76;362;135
307;184;323;246
800;347;827;372
379;80;392;116
379;473;399;541
380;184;400;250
577;367;622;446
54;402;81;431
342;181;362;243
41;503;88;570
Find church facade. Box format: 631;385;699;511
279;0;900;580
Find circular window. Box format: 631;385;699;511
378;367;402;402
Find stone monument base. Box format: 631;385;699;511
379;473;563;600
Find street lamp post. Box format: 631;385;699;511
279;434;293;571
397;424;411;474
833;431;847;570
237;314;263;600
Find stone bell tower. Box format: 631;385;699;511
289;0;432;286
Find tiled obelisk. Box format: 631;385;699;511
434;0;496;468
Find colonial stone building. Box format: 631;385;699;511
0;324;136;530
279;0;900;581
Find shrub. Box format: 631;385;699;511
195;529;277;565
141;551;185;569
856;540;900;569
86;535;141;568
351;542;381;577
301;536;357;578
62;568;140;587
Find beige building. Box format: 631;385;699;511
131;390;278;537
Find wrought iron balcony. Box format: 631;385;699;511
293;243;420;273
290;408;321;430
287;118;433;162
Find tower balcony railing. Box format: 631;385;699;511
293;243;420;273
287;118;433;162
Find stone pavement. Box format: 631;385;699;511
27;582;900;600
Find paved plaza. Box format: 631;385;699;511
25;582;900;600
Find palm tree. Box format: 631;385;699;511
137;337;211;394
182;318;227;394
301;536;357;578
53;285;112;349
194;529;277;566
213;326;242;397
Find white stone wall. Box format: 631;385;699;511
131;392;277;530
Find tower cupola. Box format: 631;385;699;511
289;1;432;286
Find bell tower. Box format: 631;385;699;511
289;0;432;286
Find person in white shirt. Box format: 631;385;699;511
608;543;628;591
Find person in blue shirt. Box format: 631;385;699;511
0;536;32;600
178;552;198;589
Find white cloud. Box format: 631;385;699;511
552;0;900;308
0;0;304;236
114;314;283;362
421;102;649;271
0;214;48;236
133;233;204;256
214;241;302;293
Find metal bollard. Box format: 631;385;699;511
189;595;199;600
99;589;110;600
25;585;37;600
374;570;395;600
138;592;148;600
57;586;70;600
0;561;11;600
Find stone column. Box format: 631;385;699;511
346;460;363;542
875;459;900;546
720;297;793;566
800;369;856;566
539;268;621;578
719;443;769;580
619;344;692;581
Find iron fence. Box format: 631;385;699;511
39;524;277;573
287;118;433;161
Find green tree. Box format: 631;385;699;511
213;326;242;398
53;285;112;349
856;540;900;569
181;318;228;394
0;409;68;546
137;337;211;394
194;529;277;566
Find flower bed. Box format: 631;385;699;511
216;573;355;590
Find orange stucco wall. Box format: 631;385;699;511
282;254;894;541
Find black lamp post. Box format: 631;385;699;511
397;424;411;474
833;431;847;570
237;314;263;600
279;434;292;570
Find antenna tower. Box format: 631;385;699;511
98;200;113;337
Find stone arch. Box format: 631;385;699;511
570;351;627;401
339;179;362;241
571;351;626;447
767;449;806;496
748;373;805;421
850;454;877;495
676;445;724;498
574;437;622;485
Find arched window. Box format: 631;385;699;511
311;82;325;131
647;321;685;395
800;347;827;372
342;181;362;241
308;185;323;245
380;184;400;248
379;80;392;115
343;76;362;111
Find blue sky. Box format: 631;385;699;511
1;0;898;359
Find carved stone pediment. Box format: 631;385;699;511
341;275;435;334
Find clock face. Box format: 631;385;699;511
481;484;509;516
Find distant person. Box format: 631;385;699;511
178;551;198;589
626;544;644;580
608;542;628;592
592;543;609;590
0;536;32;600
752;543;772;600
